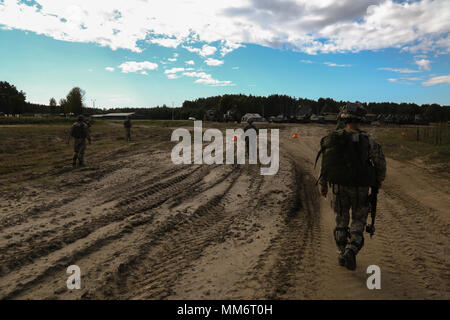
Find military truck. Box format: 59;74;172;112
322;113;338;124
203;109;221;122
310;114;325;123
223;109;242;123
295;105;312;123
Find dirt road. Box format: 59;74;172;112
0;124;448;299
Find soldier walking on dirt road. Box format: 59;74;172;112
244;118;258;154
317;103;386;270
68;115;91;168
124;116;132;142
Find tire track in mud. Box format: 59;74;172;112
375;187;450;298
267;164;320;299
235;154;321;299
88;166;245;299
0;164;218;295
0;196;78;232
1;164;238;299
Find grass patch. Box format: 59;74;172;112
0;116;76;125
0;121;172;190
375;125;450;174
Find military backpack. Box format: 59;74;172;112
71;122;87;139
315;129;376;187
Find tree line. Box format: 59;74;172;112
1;81;449;122
0;81;101;115
178;94;450;123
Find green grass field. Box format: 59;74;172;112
0;121;173;190
375;124;450;174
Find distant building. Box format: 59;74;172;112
91;112;135;120
241;113;265;123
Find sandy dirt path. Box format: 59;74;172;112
0;124;448;299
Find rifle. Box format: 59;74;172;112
366;184;378;238
66;129;71;145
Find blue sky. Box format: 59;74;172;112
0;0;449;108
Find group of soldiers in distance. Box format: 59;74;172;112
67;103;386;271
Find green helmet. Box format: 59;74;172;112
77;115;84;121
339;102;366;122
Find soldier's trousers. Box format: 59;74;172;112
331;185;370;255
73;138;87;164
125;128;131;142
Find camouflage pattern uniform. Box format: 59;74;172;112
124;117;132;142
319;103;386;269
335;108;345;130
244;119;258;154
70;116;91;167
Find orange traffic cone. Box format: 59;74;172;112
292;132;299;138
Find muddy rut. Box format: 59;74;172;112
0;124;448;299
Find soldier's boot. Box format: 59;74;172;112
343;248;356;271
338;251;346;267
78;153;85;167
334;227;349;267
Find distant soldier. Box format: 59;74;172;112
124;116;132;142
335;107;345;130
68;115;91;168
244;118;258;154
244;118;258;134
317;103;386;270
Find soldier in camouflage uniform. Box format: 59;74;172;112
244;118;258;154
335;107;345;130
69;115;91;168
318;103;386;270
124;116;132;142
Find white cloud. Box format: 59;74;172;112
0;0;449;55
149;38;182;48
387;78;413;85
415;58;431;71
185;60;195;65
300;59;314;64
378;67;419;74
204;58;224;66
182;71;234;86
183;44;217;57
164;67;194;79
324;62;351;67
87;68;93;72
220;41;242;56
232;66;239;70
194;78;233;86
422;75;450;86
105;67;114;72
164;67;186;74
182;71;210;79
167;58;177;62
118;61;158;73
